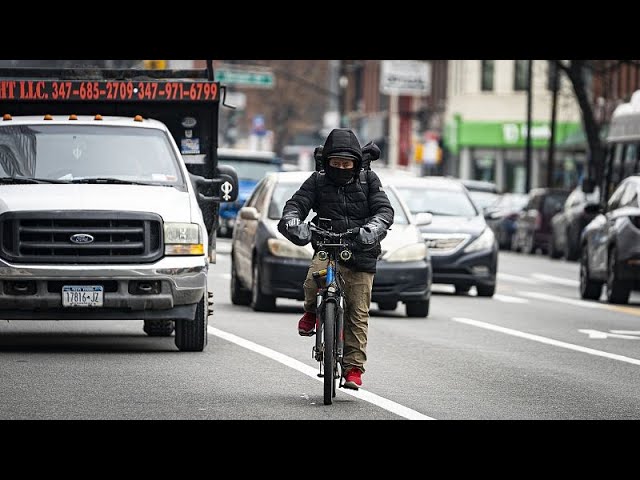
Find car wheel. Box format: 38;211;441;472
377;301;398;311
251;261;276;312
476;284;495;297
606;247;631;304
579;246;602;300
405;300;429;318
230;255;251;306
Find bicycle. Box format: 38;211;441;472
308;219;358;405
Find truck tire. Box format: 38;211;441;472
143;319;174;336
175;294;208;352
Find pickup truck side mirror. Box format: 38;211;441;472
239;206;260;221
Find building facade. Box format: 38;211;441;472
444;60;583;193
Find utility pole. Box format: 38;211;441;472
547;60;559;188
525;59;534;193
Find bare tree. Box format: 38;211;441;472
553;60;634;191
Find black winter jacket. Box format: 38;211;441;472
278;170;394;273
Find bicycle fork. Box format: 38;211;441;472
312;293;345;382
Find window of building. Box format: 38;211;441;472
514;60;529;91
481;60;494;91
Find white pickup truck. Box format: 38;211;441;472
0;65;238;351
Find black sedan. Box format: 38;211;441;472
230;171;433;317
384;174;498;297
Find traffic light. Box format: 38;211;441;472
143;60;167;70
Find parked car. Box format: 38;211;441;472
230;171;433;317
461;179;501;214
385;174;498;297
549;185;601;260
580;176;640;304
511;188;570;254
484;193;529;249
217;148;283;237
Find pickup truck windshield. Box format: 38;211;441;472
0;124;185;187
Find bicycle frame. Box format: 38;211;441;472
309;223;353;405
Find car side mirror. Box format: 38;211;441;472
239;206;260;221
414;212;433;226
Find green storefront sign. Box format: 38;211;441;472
445;115;582;154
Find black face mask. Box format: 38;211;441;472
326;167;354;186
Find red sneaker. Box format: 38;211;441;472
298;312;316;336
343;368;362;390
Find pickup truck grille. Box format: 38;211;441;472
0;211;163;264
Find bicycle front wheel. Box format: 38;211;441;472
323;301;336;405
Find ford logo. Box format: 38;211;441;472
70;233;94;244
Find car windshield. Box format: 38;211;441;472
219;158;280;182
395;186;478;217
268;181;409;225
0;124;184;186
468;190;500;210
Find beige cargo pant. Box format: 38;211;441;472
303;255;374;374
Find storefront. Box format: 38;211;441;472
444;115;582;193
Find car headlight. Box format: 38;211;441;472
383;242;427;262
267;238;313;260
463;227;495;253
164;223;204;255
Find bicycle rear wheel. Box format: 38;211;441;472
323;301;336;405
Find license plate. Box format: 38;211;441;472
62;286;104;307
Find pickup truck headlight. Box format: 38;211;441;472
164;223;204;255
267;238;313;260
383;242;427;263
463;228;495;253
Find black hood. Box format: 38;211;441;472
321;128;363;173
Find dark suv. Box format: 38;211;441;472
511;188;570;254
580;176;640;304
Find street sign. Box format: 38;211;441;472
380;60;430;96
216;69;274;88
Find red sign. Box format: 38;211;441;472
0;80;219;102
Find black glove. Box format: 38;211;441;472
355;226;379;251
285;219;311;246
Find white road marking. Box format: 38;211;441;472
207;326;434;420
610;330;640;335
531;273;580;287
497;273;541;284
452;317;640;367
493;294;530;304
579;329;640;340
518;291;607;309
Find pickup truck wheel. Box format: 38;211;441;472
143;319;174;336
175;294;208;352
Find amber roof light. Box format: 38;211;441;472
43;114;53;120
94;114;103;121
134;115;143;122
2;114;12;121
69;114;78;120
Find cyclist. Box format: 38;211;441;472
277;128;394;390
